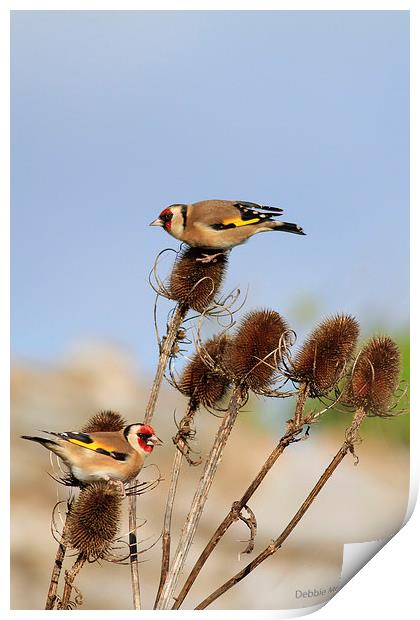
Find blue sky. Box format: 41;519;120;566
11;11;409;371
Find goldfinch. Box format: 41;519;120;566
21;423;161;487
150;200;305;261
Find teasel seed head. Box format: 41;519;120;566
290;314;359;396
343;336;401;416
168;247;227;313
225;309;290;392
81;410;126;433
178;334;231;407
65;481;122;560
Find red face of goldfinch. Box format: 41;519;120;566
133;424;161;453
150;207;174;232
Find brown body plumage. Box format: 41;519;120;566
21;423;161;484
150;200;305;251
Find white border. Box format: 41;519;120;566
4;3;417;619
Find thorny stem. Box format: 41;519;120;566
195;407;366;609
59;552;85;610
130;303;187;608
45;502;72;609
129;493;141;610
172;382;309;609
156;385;247;609
154;400;199;608
45;530;67;609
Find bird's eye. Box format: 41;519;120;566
159;209;173;223
138;432;150;441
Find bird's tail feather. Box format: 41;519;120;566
272;221;306;235
21;435;57;449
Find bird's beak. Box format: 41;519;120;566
149;218;164;227
146;434;163;446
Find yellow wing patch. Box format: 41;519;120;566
222;217;261;227
67;438;102;451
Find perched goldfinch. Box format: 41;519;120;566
150;200;305;261
21;423;161;487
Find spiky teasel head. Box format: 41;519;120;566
168;247;227;313
178;335;230;407
224;309;290;392
65;481;122;561
290;314;359;397
81;410;126;433
343;336;401;416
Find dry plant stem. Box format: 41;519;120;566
195;407;367;610
59;552;85;610
294;382;309;426
156;385;246;609
144;303;187;425
45;520;69;609
129;304;186;608
172;382;309;609
129;492;141;610
154;401;198;607
45;501;73;610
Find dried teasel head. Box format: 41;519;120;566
343;336;401;416
290;314;359;396
168;247;227;313
224;309;290;392
81;410;127;433
178;334;231;407
65;481;122;561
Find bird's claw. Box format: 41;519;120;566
108;479;126;497
195;251;226;264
